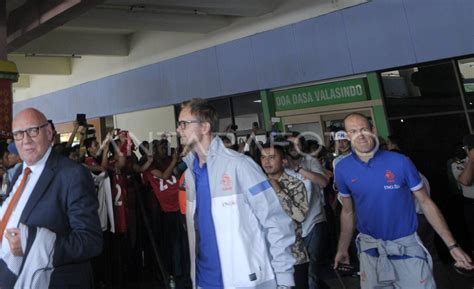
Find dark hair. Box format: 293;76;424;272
306;140;320;154
53;142;66;155
181;98;218;132
0;149;9;159
84;137;97;149
109;140;121;157
261;143;286;158
138;141;149;156
220;135;232;144
454;142;467;160
288;131;307;152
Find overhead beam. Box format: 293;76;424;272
7;0;106;53
65;8;232;33
13;30;129;56
102;0;285;17
8;54;71;75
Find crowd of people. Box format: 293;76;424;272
0;100;473;289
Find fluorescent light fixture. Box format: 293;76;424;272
253;100;262;103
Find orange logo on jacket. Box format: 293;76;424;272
221;174;232;191
385;170;395;183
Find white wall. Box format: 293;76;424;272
13;0;367;102
113;105;178;147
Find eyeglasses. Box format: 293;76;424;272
176;120;201;129
12;123;49;141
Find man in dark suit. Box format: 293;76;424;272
0;108;103;288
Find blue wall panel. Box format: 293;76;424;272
342;0;417;73
403;0;474;62
158;57;181;105
293;12;354;83
77;80;108;117
13;0;474;123
191;48;222;99
216;37;259;95
251;25;303;89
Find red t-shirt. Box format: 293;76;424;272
85;156;100;167
143;169;179;213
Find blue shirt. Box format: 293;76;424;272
193;156;223;289
334;150;423;241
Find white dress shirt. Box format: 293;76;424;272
0;147;52;255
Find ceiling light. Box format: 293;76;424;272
253;100;262;103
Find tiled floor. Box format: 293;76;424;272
324;263;474;289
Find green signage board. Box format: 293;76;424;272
273;78;369;111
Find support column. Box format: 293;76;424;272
0;1;19;138
0;0;6;59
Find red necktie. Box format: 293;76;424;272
0;167;31;241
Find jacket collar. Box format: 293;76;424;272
183;136;224;170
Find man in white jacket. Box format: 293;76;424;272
177;98;296;289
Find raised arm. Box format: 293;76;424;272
457;150;474;186
150;151;178;179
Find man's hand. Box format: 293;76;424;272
77;125;86;135
5;228;23;256
451;247;474;270
334;250;350;269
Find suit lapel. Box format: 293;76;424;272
6;164;23;197
20;151;58;223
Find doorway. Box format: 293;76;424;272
282;108;374;146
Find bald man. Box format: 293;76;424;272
0;108;102;288
334;113;472;289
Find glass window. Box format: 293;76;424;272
458;56;474;125
381;61;464;117
458;57;474;95
388;113;469;199
231;92;264;133
207;98;232;132
174;92;263;136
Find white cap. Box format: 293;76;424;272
334;130;349;141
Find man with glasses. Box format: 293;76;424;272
177;98;296;289
0;108;102;288
334;113;473;289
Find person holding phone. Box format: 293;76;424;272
451;134;474;256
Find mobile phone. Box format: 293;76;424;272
76;113;87;126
